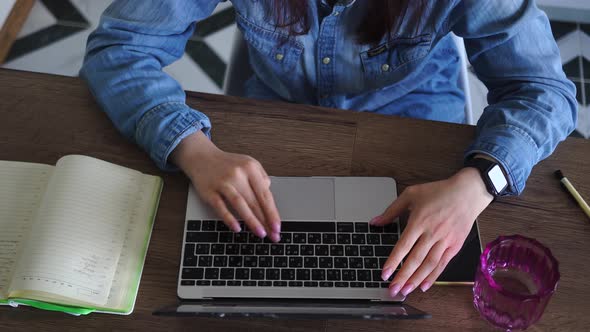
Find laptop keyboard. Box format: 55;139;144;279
180;220;399;289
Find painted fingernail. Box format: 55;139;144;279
271;232;280;243
233;225;242;232
381;267;393;281
256;227;267;238
389;283;401;297
401;283;415;296
420;282;432;292
369;216;382;225
273;222;281;233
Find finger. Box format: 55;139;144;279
250;173;281;236
381;214;422;281
419;247;458;292
403;241;447;293
241;187;267;230
220;185;267;238
388;233;433;297
207;194;241;232
370;189;411;226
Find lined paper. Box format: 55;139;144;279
0;161;53;298
9;156;143;305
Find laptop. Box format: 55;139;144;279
155;177;481;319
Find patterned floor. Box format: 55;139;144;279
2;0;589;138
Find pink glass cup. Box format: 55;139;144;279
473;235;560;331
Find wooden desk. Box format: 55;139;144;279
1;69;589;331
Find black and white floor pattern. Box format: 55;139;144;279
2;0;589;138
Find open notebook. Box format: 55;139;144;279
0;155;163;315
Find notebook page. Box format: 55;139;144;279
9;155;143;305
0;162;52;298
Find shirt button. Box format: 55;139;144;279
275;53;284;61
381;63;390;72
322;57;331;65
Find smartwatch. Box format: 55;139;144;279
464;157;508;197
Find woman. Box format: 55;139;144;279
81;0;577;298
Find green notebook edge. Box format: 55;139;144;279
5;176;164;316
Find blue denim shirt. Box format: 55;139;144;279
80;0;577;196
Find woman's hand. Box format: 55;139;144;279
372;167;494;297
171;131;281;242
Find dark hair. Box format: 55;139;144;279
270;0;408;45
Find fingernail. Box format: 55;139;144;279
401;283;415;296
369;216;382;225
257;227;267;238
273;222;281;233
271;232;280;243
420;282;432;292
389;283;401;297
232;224;242;232
381;267;393;281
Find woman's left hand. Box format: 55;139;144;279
372;167;494;297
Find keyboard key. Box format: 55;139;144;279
235;233;248;243
337;234;351;244
289;257;303;268
308;233;322;244
216;221;229;232
383;222;399;234
244;256;257;267
320;281;334;287
381;234;398;245
304;257;318;268
293;233;306;243
322;234;336;244
198;256;212;267
219;232;233;243
351;234;366;244
350;257;363;269
369;225;382;233
289;281;303;287
211;244;225;255
273;281;288;287
187;232;217;243
335;282;349;287
196;244;210;254
249;233;263;243
342;269;356;281
360;246;374;256
197;280;211;286
270;244;284;255
296;269;311;280
315;245;329;256
364;258;379;269
227;281;241;286
235;268;249;280
256;244;270;255
301;245;314;256
240;244;255;255
283;221;334;232
304;281;319;287
374;245;393;257
220;268;234;279
286;245;299;256
326;269;341;281
187;220;201;231
367;234;380;244
351;282;364;288
372;269;384;282
279;233;292;244
251;268;265;280
181;280;195;286
354;222;368;233
357;270;372;281
202;220;217;231
319;256;333;268
205;268;219;279
228;256;243;267
226;244;239;255
366;282;380;288
274;256;288;267
243;281;256;286
213;256;227;267
258;281;272;287
312;269;326;280
266;269;280;280
334;257;348;268
259;256;273;267
183;255;197;267
281;269;295;280
337;222;354;232
380;282;390;288
184;243;196;255
345;245;359;256
330;245;344;256
182;268;204;279
212;280;226;286
379;257;388;267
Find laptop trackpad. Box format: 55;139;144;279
270;177;335;221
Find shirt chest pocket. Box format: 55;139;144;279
360;34;432;90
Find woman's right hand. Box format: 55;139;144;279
171;131;281;242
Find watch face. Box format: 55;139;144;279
487;165;508;193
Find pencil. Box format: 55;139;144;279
554;170;590;221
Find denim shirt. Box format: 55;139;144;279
80;0;577;196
